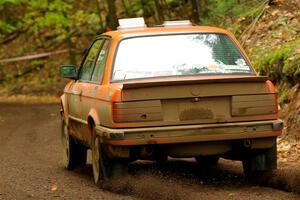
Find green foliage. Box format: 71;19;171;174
0;0;23;36
199;0;267;38
253;39;300;84
0;0;299;96
124;0;143;16
24;0;72;34
201;0;264;24
278;86;290;105
0;20;16;33
0;0;21;5
0;0;102;93
1;0;101;41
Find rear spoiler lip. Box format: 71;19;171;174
121;76;270;89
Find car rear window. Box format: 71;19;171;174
112;33;253;81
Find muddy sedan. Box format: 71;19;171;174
59;18;283;185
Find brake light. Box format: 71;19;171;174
231;94;277;116
112;100;163;123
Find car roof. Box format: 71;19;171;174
102;26;231;39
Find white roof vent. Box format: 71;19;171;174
118;18;147;30
162;20;193;27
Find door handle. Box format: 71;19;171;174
71;90;82;96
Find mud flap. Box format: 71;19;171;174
243;144;277;174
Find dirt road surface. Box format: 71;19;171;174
0;103;299;200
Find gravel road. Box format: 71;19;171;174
0;103;299;200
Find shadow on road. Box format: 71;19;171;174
129;159;246;185
70;157;300;200
72;158;249;200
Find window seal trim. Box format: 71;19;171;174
77;35;112;84
90;39;111;83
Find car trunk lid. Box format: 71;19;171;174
113;76;277;127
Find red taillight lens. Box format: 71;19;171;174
231;94;277;116
112;100;163;123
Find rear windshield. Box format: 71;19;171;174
112;33;253;81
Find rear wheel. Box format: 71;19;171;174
242;144;277;179
92;129;128;185
61;118;87;170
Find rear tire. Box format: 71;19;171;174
92;129;127;186
61;118;87;170
242;144;277;179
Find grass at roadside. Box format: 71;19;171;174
0;95;60;104
253;39;300;82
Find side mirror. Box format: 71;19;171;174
59;65;78;79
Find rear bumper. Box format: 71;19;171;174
95;120;283;146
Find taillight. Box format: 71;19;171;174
231;94;277;116
112;100;163;123
274;93;279;113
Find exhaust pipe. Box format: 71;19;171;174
243;139;252;148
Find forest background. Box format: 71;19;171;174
0;0;299;144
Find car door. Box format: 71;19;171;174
80;38;111;145
68;39;104;141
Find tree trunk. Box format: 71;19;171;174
106;0;119;30
191;0;201;24
122;0;131;17
153;0;164;23
141;0;152;19
63;11;77;65
65;34;76;65
199;0;209;19
95;0;104;33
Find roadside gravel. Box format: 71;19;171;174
0;103;299;200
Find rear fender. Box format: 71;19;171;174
60;94;69;124
88;108;100;129
87;109;101;146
